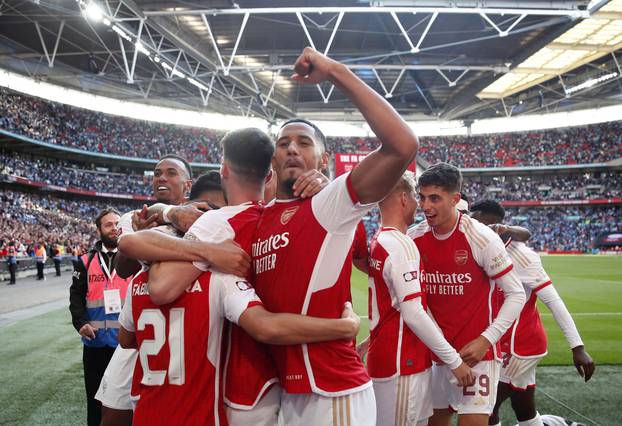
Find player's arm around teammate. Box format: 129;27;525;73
120;300;360;350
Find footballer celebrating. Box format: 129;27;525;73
250;46;418;425
362;171;474;426
408;163;526;426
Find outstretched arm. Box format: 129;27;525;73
239;302;359;345
291;48;418;204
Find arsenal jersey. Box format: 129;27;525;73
185;203;278;409
252;173;374;395
367;227;432;379
500;239;551;358
408;213;514;361
120;268;262;426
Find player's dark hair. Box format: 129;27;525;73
95;207;121;230
189;171;221;200
280;118;327;153
417;162;462;193
461;193;469;202
221;128;274;184
158;154;193;179
470;199;506;221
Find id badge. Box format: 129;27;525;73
104;289;122;314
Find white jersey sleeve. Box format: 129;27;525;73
507;242;551;290
311;172;375;235
213;272;263;325
118;211;136;236
184;210;236;271
537;286;584;349
118;286;134;332
510;242;583;349
379;231;423;303
400;299;462;369
463;217;514;279
379;231;462;369
462;217;525;344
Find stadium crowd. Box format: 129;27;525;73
0;150;151;195
0;87;224;164
2;87;621;167
504;205;622;252
462;171;622;201
3;148;620;202
1;192;615;258
0;189;135;258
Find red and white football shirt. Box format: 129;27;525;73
408;213;514;361
367;227;432;379
120;268;262;426
185;203;278;409
252;172;373;396
500;239;551;358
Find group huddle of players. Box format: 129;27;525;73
94;48;595;426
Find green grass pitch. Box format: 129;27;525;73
0;256;619;425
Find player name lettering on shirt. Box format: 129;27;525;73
185;281;203;293
133;282;150;296
252;232;290;275
368;258;382;271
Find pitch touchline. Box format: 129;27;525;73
357;312;622;319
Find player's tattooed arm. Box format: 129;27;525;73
119;326;137;349
291;47;418;204
239;302;360;345
144;202;211;233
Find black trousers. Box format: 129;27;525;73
36;261;44;279
53;259;61;276
7;262;16;284
83;345;116;426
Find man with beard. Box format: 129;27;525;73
69;207;129;426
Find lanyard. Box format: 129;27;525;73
98;252;116;289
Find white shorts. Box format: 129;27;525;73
499;353;542;391
431;360;500;415
95;346;137;411
279;385;376;426
226;383;281;426
373;369;433;426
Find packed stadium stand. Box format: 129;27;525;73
0;188;136;256
2;87;621;167
1;87;621;256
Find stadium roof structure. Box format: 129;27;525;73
0;0;621;124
